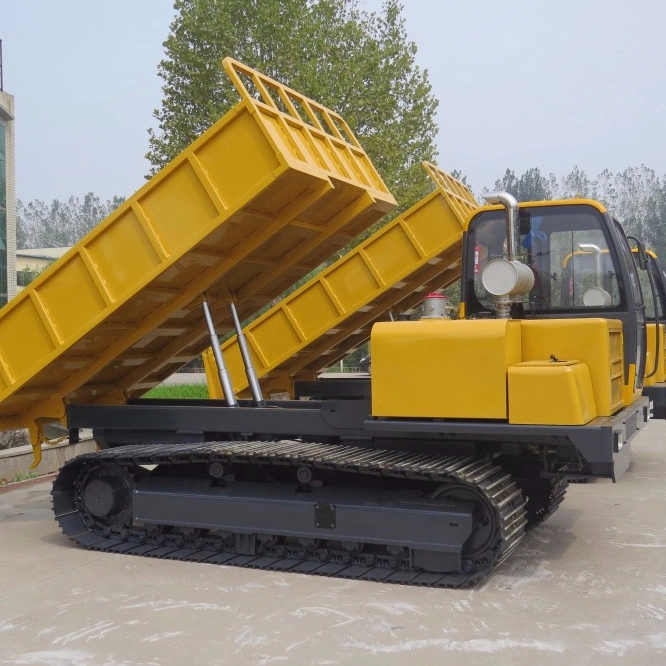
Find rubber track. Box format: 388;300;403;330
52;440;528;588
528;477;568;530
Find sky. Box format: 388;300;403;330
1;0;665;203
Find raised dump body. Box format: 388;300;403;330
204;164;477;399
0;59;394;464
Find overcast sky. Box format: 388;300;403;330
2;0;665;203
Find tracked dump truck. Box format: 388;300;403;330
4;61;655;586
53;185;656;586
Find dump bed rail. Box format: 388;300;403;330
204;164;477;399
0;59;394;465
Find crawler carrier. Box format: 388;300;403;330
0;62;657;587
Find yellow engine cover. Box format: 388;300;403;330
371;319;521;419
371;316;625;424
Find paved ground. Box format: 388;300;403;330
1;422;665;665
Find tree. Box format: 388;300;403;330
491;167;555;202
558;165;666;258
488;165;666;261
450;170;469;187
17;194;125;249
16;262;51;289
560;165;598;200
147;0;439;210
608;166;666;259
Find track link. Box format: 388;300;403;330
526;477;568;530
53;440;528;588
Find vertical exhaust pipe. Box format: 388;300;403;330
229;301;265;407
202;298;238;407
483;192;520;261
480;192;534;318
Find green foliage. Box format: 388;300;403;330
340;343;370;370
143;384;210;399
12;471;38;482
16;262;51;288
491;167;557;202
450;170;469;187
0;471;40;486
147;0;439;210
489;164;666;263
560;165;597;199
597;166;666;259
442;280;461;308
17;193;125;249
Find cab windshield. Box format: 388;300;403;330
467;204;626;316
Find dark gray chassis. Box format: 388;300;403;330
67;390;651;483
643;385;666;419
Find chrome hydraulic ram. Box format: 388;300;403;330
229;301;265;407
202;298;238;407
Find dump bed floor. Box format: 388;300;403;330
205;164;477;398
0;59;394;448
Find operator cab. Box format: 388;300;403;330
462;200;647;388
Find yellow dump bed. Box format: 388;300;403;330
204;164;477;398
0;59;394;457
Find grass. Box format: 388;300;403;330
143;384;210;400
0;471;40;486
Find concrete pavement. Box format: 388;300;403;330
1;422;666;664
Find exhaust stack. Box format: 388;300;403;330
484;192;521;262
481;192;534;318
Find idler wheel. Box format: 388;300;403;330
80;465;133;528
430;482;500;561
83;479;122;517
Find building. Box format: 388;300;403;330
0;40;17;306
16;247;69;291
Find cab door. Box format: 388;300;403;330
613;219;646;389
